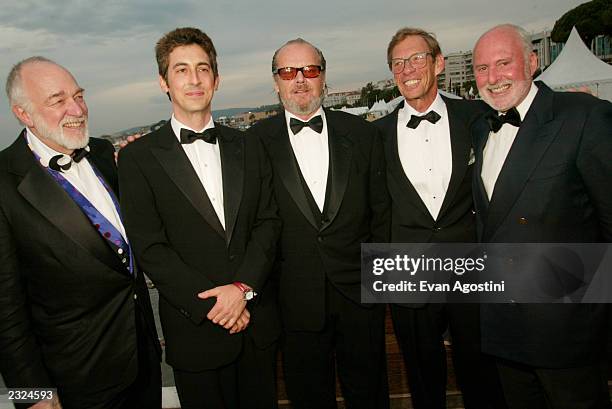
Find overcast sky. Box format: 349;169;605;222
0;0;585;148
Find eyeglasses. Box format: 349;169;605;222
389;52;432;73
274;65;324;80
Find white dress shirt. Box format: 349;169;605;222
397;93;452;220
286;108;329;212
481;83;538;200
171;115;225;229
26;129;127;240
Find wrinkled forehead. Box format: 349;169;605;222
391;35;431;58
474;29;523;62
21;62;81;102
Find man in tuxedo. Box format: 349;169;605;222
249;38;390;409
373;27;505;409
0;57;161;409
118;27;281;409
472;24;612;408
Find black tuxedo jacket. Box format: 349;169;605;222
249;109;390;331
118;122;281;371
375;97;490;243
472;82;612;368
374;97;489;307
0;132;159;403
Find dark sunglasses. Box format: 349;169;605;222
274;65;324;80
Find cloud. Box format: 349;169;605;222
0;0;198;37
0;0;589;149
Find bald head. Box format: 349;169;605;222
474;24;533;63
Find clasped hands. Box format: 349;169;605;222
198;284;249;334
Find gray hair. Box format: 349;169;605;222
5;56;57;111
474;24;533;61
271;38;326;72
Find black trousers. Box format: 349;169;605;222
173;335;277;409
53;308;162;409
390;303;507;409
496;358;610;409
282;282;389;409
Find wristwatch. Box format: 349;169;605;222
233;281;257;301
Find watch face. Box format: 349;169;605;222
245;291;255;301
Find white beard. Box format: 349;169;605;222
30;111;89;150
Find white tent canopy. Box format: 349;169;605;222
536;27;612;101
336;106;369;116
369;99;391;113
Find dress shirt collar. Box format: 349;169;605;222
170;114;215;142
399;92;446;125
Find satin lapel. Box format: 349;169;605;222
150;124;225;239
484;84;562;240
385;102;433;220
438;99;471;217
472;117;490;216
320;112;351;231
218;126;243;246
267;116;319;230
11;136;123;271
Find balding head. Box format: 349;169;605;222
6;57;89;153
474;24;533;64
6;56;57;111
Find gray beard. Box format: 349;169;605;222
278;93;325;117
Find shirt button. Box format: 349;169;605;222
118;248;124;255
133;294;138;300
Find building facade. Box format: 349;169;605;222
323;90;361;108
439;51;475;97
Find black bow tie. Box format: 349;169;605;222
48;147;90;172
486;107;522;133
406;111;441;129
180;128;218;144
289;116;324;135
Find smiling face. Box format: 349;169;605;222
473;26;538;112
391;35;444;112
159;43;219;126
12;61;89;154
273;42;326;120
